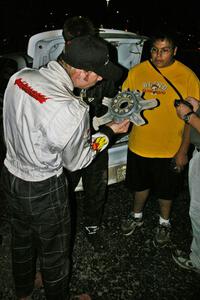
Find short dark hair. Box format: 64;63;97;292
63;16;97;42
150;32;177;49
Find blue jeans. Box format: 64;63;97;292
1;166;71;300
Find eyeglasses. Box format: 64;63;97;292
150;47;173;55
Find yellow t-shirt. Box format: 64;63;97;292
122;60;200;158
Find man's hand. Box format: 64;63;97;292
175;97;200;120
186;97;200;112
107;119;130;134
175;103;192;120
173;151;188;172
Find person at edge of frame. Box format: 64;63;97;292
172;96;200;274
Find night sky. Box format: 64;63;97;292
0;0;200;54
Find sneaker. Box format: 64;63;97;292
84;226;105;251
172;249;200;274
121;212;144;236
153;223;171;248
85;226;99;235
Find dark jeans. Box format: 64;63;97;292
1;166;71;300
66;150;108;227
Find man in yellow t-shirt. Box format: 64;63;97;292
121;32;200;248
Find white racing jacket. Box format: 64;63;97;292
3;61;111;181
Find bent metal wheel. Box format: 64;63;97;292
93;90;159;130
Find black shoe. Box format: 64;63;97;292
84;226;105;251
153;223;172;248
121;212;144;236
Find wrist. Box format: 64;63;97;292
182;111;196;124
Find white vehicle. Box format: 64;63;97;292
0;28;148;190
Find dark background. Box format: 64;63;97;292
0;0;200;52
1;0;199;77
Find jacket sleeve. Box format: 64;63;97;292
62;113;95;171
62;113;115;172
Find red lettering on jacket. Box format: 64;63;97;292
15;78;49;103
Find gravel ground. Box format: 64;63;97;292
0;177;200;300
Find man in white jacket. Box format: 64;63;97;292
1;35;129;300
